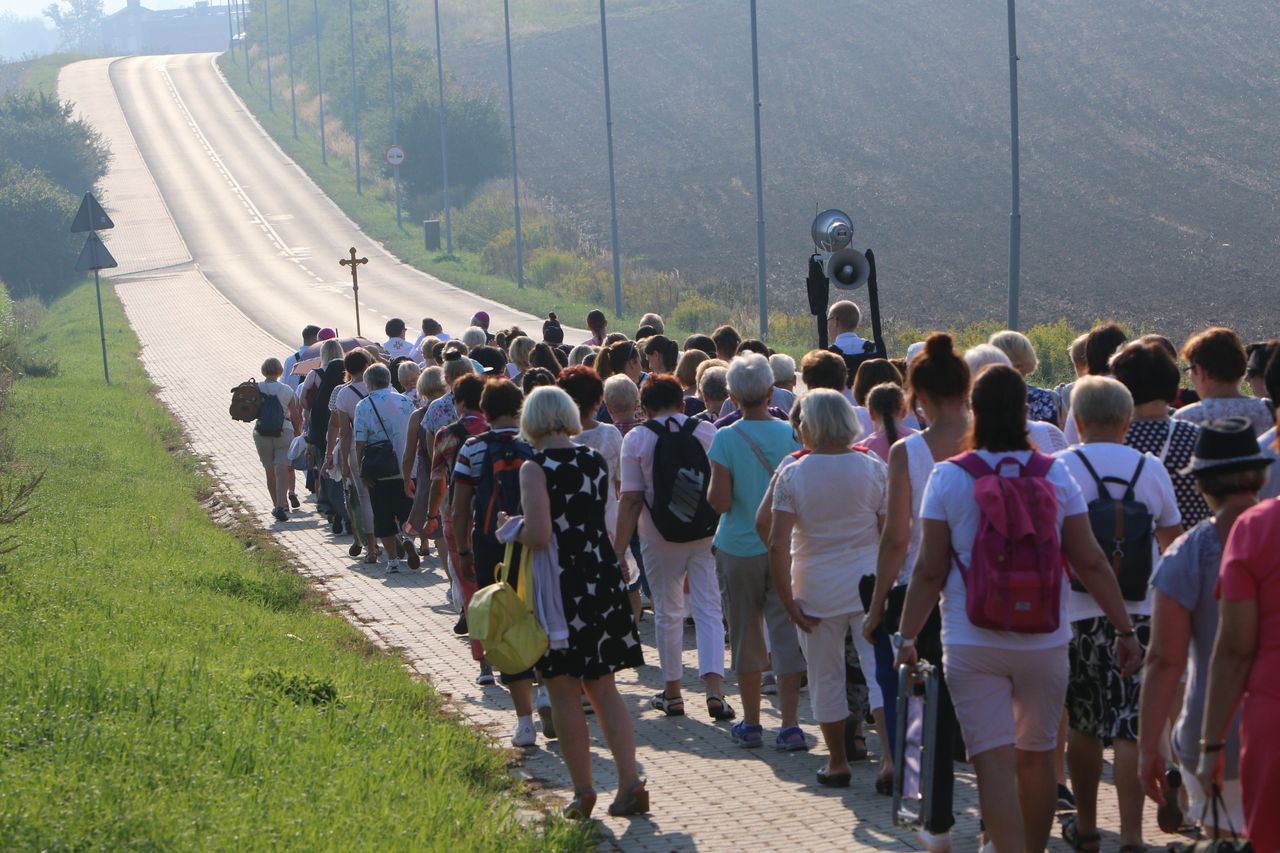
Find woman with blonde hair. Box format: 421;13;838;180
990;329;1061;425
510;386;647;819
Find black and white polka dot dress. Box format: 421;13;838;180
534;445;644;680
1125;418;1210;527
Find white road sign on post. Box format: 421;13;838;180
385;144;405;167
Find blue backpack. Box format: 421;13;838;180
472;431;534;539
255;385;285;437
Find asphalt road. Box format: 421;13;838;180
58;52;580;349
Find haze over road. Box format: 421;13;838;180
58;53;580;349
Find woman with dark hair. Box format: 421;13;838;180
853;359;904;435
521;367;556;394
529;342;564;376
895;364;1142;853
1111;340;1211;527
1175;327;1273;436
642;334;679;374
864;382;917;462
683;333;717;358
1085;322;1128;376
583;309;608;346
864;333;971;849
615;374;729;721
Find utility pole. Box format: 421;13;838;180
285;0;298;137
348;0;361;194
1006;0;1022;329
385;0;402;228
502;0;524;288
433;0;452;253
599;0;623;319
749;0;768;340
264;0;273;111
226;0;234;51
240;0;249;83
312;0;326;164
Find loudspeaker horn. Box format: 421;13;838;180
826;247;870;290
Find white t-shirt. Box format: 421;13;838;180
1055;443;1182;620
1028;419;1069;453
620;414;716;542
382;337;419;363
920;450;1087;650
576;422;623;536
255;379;296;438
331;381;368;465
771;451;887;619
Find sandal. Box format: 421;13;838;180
650;693;685;716
607;779;649;817
563;789;597;820
816;768;851;788
874;773;894;796
706;694;736;721
1061;815;1101;852
846;734;869;762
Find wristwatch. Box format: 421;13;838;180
891;633;915;650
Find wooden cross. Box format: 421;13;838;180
339;247;368;336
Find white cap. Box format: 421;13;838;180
906;341;926;364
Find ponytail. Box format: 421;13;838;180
867;382;904;446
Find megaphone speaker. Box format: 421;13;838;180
826;248;870;290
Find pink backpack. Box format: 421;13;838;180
950;451;1066;634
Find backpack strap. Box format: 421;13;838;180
949;451;994;479
1024;451;1057;478
1124;455;1147;501
1071;448;1109;494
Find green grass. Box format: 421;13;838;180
22;53;84;96
0;281;593;851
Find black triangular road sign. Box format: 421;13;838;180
75;232;118;272
71;192;114;233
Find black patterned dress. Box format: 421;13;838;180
534;445;644;680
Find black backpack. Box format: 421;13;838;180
643;416;718;543
1070;449;1154;602
307;360;346;448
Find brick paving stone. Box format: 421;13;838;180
75;54;1194;853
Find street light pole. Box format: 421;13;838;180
385;0;401;228
1006;0;1022;330
240;0;249;83
599;0;623;319
285;0;298;137
348;0;361;194
749;0;768;339
226;0;234;51
312;0;326;164
263;0;273;111
433;0;452;253
502;0;524;288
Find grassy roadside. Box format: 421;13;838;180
0;282;592;851
22;53;84;96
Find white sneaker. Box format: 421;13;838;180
915;829;952;852
511;719;537;747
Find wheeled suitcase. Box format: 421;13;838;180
893;662;939;829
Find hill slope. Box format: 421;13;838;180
448;0;1280;339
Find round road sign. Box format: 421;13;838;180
385;144;406;167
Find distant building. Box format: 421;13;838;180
100;0;227;56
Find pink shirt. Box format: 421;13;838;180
863;425;918;464
620;413;717;542
1219;499;1280;702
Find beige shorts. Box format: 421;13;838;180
253;429;293;468
714;550;805;676
944;643;1069;758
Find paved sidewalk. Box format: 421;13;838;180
78;49;1189;853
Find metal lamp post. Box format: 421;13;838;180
285;0;298;137
433;0;452;253
1006;0;1022;329
502;0;524;288
240;0;249;83
599;0;623;319
312;0;326;164
385;0;402;228
264;0;273;111
348;0;361;194
749;0;768;340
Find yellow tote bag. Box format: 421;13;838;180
467;541;548;673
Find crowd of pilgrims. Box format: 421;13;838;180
245;302;1280;851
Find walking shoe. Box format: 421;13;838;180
761;672;777;695
1056;782;1077;811
402;538;421;571
288;491;300;509
915;830;952;852
271;506;288;522
444;587;455;609
453;614;468;636
386;560;400;574
536;688;556;740
511;719;537;747
730;721;763;748
348;541;362;558
476;665;495;686
774;725;809;751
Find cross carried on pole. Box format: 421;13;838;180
339;246;368;336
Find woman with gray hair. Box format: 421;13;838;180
707;354;805;749
460;325;487;351
768;389;887;785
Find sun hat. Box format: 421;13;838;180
317;327;337;341
1180;417;1274;476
